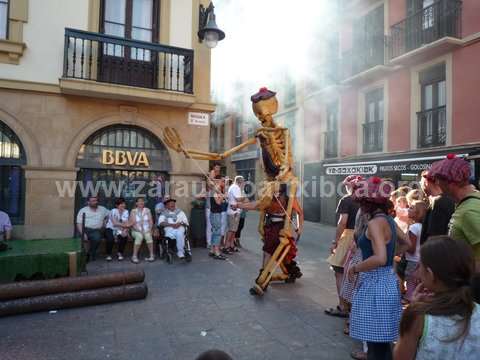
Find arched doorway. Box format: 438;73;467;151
75;125;171;213
0;120;26;224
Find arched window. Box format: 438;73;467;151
75;125;170;213
0;121;26;223
77;125;171;171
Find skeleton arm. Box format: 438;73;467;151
163;127;256;160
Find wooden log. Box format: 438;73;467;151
0;270;145;301
68;251;77;277
0;283;148;317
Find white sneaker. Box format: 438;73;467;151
117;253;124;261
106;256;112;262
145;255;155;262
131;256;139;264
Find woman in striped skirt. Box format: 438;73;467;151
347;177;411;360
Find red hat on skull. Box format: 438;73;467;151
251;87;277;103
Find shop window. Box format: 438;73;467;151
363;88;384;153
0;120;26;224
417;63;446;148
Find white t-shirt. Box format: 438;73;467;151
158;209;189;226
106;208;129;235
132;208;152;233
227;183;242;215
406;222;422;262
76;206;109;229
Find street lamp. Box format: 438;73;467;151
198;2;225;49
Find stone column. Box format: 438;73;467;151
17;167;78;239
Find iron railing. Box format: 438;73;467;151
363;120;383;153
390;0;462;59
63;28;194;94
324;131;338;158
341;35;387;80
417;106;447;148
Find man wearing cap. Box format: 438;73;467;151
419;170;455;245
429;154;480;267
158;197;189;259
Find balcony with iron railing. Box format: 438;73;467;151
324;131;338;158
60;28;195;106
341;35;390;85
363;120;383;153
389;0;462;65
417;106;447;148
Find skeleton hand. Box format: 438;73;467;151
163;127;190;157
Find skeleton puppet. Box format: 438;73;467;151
162;87;302;296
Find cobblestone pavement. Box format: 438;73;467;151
1;212;359;360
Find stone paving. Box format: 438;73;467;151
0;213;359;360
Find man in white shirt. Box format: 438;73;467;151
76;196;109;261
225;176;245;253
158;198;189;259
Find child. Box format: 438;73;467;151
404;200;427;302
395;196;410;233
406;189;427;207
394;236;480;359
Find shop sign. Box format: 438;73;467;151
379;163;432;173
188;112;209;126
101;150;150;167
326;165;378;175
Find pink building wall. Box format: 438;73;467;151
303;97;323;162
387;69;411;152
339;89;358;157
452;41;480;145
462;0;480;37
388;0;406;26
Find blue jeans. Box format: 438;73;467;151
210;212;222;246
85;228;103;260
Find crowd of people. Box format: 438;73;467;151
76;195;189;264
326;154;480;360
200;163;249;260
74;162;250;264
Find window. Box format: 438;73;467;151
234;117;243;146
284;77;296;108
325;101;338;158
0;0;8;40
101;0;159;60
0;120;26;224
418;63;446;147
352;5;384;74
363;88;384;153
285;112;296;154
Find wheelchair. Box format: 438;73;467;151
157;224;192;264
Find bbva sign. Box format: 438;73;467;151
101;150;150;167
